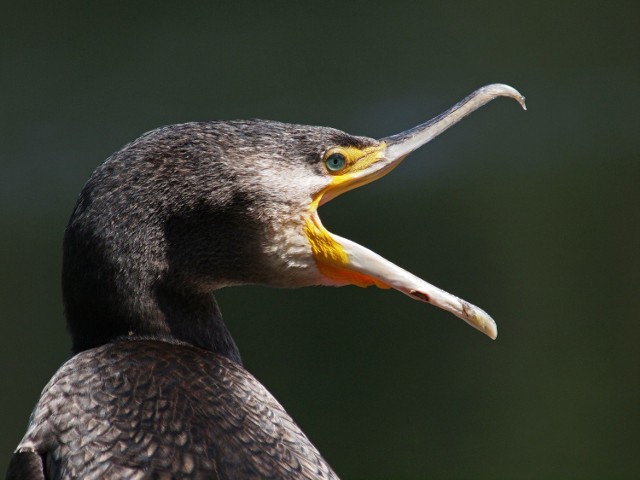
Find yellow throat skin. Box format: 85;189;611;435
304;213;390;290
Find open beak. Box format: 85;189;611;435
310;84;526;339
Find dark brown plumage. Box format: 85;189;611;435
9;339;337;479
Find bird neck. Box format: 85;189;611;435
153;286;243;364
63;257;242;364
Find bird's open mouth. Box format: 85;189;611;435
306;84;526;339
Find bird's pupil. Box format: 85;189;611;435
326;153;346;172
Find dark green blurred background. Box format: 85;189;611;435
1;1;638;478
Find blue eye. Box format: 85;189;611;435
325;152;347;172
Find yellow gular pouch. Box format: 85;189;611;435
304;216;389;289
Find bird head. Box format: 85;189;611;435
63;84;524;352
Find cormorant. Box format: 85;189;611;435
7;84;525;479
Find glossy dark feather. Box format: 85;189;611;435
10;338;337;479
